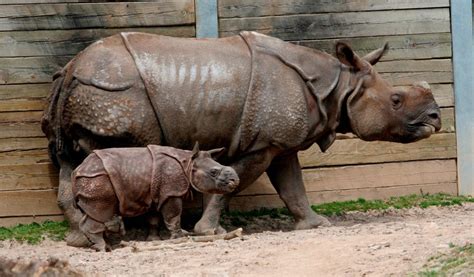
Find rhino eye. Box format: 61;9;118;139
391;93;402;109
209;168;220;177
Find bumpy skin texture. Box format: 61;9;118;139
72;145;238;251
42;31;442;242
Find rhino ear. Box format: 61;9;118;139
335;42;365;70
413;81;431;91
191;142;200;159
208;147;226;160
362;42;389;65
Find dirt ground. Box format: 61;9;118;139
0;203;472;276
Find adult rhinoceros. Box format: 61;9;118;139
42;31;441;246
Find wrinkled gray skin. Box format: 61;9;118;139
73;144;238;251
41;31;441;246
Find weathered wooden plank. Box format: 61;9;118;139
239;159;456;196
381;71;452;86
299;133;456;168
0;189;61;217
0;149;51;166
0;2;195;31
0;163;58;191
451;0;474;196
0;99;45;112
0;122;44;138
230;182;457;211
375;59;451;73
0;111;43;123
0;56;71;85
0;83;50;100
219;9;450;40
0;137;47;152
0;215;64;228
295;33;452;62
219;0;450;18
0;26;195;57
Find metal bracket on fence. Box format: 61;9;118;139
195;0;218;38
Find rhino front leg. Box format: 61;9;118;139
266;153;331;229
58;159;90;247
161;197;187;239
194;149;276;235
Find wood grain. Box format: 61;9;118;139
299;132;456;168
0;2;195;31
0;163;58;191
295;33;452;62
0;26;195;57
239;159;457;196
219;9;450;40
219;0;450;18
0;149;50;166
0;189;61;217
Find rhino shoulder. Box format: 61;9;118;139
72;34;140;91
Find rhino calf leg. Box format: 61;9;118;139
146;214;161;241
58;160;90;247
79;215;109;252
161;197;186;239
266;153;331;229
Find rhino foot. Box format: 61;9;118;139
66;230;92;247
295;213;331;230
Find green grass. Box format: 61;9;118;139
0;220;69;244
419;243;474;276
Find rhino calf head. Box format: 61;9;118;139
336;42;442;143
190;143;239;194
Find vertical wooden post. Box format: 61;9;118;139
195;0;218;38
451;0;473;195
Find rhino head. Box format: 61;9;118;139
189;143;239;194
336;43;441;143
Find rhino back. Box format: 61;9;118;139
121;33;251;150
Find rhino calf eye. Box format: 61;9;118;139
210;169;220;177
391;94;402;108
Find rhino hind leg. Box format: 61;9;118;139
266;153;331;229
79;214;109;252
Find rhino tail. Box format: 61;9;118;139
41;57;78;167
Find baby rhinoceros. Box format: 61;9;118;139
72;143;239;251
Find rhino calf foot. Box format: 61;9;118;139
295;213;331;230
66;230;92;247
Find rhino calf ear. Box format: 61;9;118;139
208;147;226;160
192;142;200;159
413;81;431;91
362;42;389;65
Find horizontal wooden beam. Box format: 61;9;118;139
0;2;195;31
0;149;50;166
0;163;58;191
0;189;61;217
299;132;456;168
219;0;450;18
0;26;195;57
239;159;457;196
295;33;452;62
220;9;450;40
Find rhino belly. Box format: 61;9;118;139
121;33;252;150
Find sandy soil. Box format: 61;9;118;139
0;203;472;276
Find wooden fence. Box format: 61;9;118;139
0;0;458;224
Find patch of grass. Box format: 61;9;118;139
312;193;474;217
419;243;474;276
0;220;69;244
